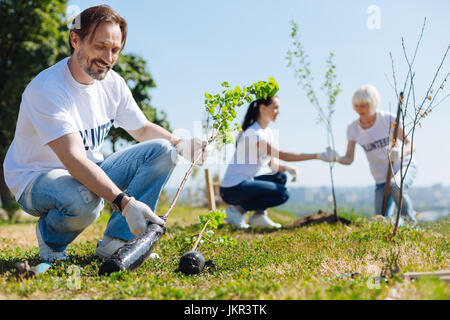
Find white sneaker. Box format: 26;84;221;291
225;206;249;229
36;221;69;262
96;235;127;259
249;212;282;229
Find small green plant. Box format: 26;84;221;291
164;77;279;220
286;20;341;220
185;209;236;250
203;77;279;145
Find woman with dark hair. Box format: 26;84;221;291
219;96;337;229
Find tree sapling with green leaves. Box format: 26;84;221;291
286;20;342;220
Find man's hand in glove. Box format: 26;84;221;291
317;147;338;163
122;197;165;236
175;137;211;166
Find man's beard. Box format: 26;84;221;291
76;50;111;81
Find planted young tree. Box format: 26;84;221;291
386;18;449;237
99;78;280;275
286;20;342;220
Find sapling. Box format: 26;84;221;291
99;78;280;275
286;20;342;220
385;18;449;237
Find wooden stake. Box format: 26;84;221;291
382;92;404;215
403;270;450;282
205;168;216;210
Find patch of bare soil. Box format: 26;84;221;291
284;210;352;228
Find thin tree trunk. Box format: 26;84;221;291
0;166;12;207
329;165;338;221
392;181;404;238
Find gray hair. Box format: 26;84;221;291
352;85;380;113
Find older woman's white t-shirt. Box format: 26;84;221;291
347;109;414;184
3;57;148;200
220;122;274;188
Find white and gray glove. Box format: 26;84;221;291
389;147;403;162
122;197;165;236
284;164;299;182
175;137;211;166
317;147;338;163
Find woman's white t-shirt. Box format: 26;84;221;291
346;109;415;184
3;57;148;200
220;122;274;188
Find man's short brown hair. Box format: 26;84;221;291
69;5;128;54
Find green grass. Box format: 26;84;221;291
0;205;448;300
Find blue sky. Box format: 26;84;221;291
68;0;450;188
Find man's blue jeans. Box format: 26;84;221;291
17;139;177;252
374;164;417;223
219;172;289;211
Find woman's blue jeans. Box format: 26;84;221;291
17;139;177;252
375;164;417;223
219;172;289;211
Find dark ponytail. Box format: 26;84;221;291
242;97;275;131
237;96;275;144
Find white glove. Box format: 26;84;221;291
122;197;165;236
284;164;299;182
317;147;338;163
389;147;403;162
175;137;211;166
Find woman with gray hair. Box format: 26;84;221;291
334;85;417;225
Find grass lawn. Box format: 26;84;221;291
0;204;448;300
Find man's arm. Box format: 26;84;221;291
127;121;180;145
47;132;130;208
127;121;210;166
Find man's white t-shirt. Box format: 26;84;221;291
3;57;148;200
347;109;414;184
220;122;274;188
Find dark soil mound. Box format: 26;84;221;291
284;210;352;228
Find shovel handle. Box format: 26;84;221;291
381;92;403;215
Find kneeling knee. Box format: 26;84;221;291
278;187;289;203
282;189;290;202
149;139;178;168
278;172;288;185
67;192;103;231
